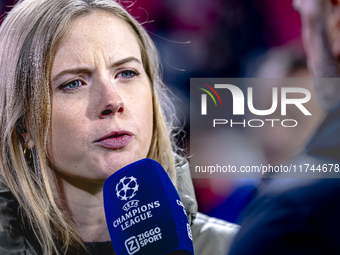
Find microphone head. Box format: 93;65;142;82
103;158;194;255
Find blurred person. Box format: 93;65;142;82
252;45;325;168
0;0;239;254
205;44;325;224
228;0;340;254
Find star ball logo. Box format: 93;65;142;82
116;176;140;212
116;176;139;200
197;81;312;128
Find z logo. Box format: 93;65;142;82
124;236;140;255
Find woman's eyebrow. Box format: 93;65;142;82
52;57;142;82
110;57;142;68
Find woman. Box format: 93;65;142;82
0;0;239;254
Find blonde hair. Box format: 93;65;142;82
0;0;179;254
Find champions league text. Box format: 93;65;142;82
113;201;160;231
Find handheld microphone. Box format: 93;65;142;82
103;158;194;255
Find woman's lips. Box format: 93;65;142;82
95;131;133;149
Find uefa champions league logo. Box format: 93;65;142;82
116;176;139;201
116;176;140;212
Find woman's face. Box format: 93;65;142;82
48;11;153;185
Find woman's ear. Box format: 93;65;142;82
20;132;34;149
17;122;34;149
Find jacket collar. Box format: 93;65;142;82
174;154;198;225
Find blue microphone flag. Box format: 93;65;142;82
103;158;194;255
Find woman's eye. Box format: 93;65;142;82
117;70;140;79
60;80;83;91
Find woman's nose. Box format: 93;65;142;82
100;100;124;118
95;79;124;119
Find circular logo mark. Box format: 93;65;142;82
116;176;139;201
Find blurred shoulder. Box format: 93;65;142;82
192;212;240;255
